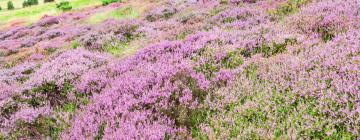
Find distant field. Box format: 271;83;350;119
0;0;102;28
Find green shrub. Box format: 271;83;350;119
7;1;15;10
102;0;121;6
23;0;39;8
44;0;55;3
56;1;72;11
32;0;39;5
23;1;29;7
0;6;2;11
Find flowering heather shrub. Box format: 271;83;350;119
145;4;177;22
0;49;110;138
211;5;270;29
0;62;38;86
196;2;360;137
287;0;357;41
75;68;111;94
141;20;195;42
200;29;360;139
64;30;251;138
78;19;142;51
26;48;110;88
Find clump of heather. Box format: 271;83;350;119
78;19;142;51
0;62;38;85
0;49;111;138
200;28;360;139
145;3;177;22
64;29;248;138
211;5;270;29
25;48;110;89
195;0;360;138
287;0;357;41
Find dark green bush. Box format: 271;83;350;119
7;1;15;10
56;1;72;12
23;0;39;8
0;6;2;11
102;0;121;6
44;0;55;3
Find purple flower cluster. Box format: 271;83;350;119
65;31;241;138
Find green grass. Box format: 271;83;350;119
105;42;142;57
85;6;139;24
0;0;102;27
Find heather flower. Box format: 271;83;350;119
145;4;177;22
211;5;270;29
25;48;110;89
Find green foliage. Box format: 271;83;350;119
176;30;192;40
94;123;106;140
71;41;79;49
86;6;139;24
56;1;72;11
193;48;244;80
105;44;126;56
45;47;57;55
7;116;64;139
23;0;39;8
4;61;17;68
63;103;76;113
163;9;175;19
102;0;121;6
0;102;19;119
269;0;309;19
2;82;90;139
317;26;336;42
223;17;236;23
44;0;55;3
7;1;15;10
209;6;226;17
194;62;220;79
244;63;258;80
31;81;73;107
221;49;244;69
253;38;296;57
219;0;228;5
189;109;209;138
0;6;2;11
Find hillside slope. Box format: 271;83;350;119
0;0;359;139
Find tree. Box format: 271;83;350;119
7;1;15;10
